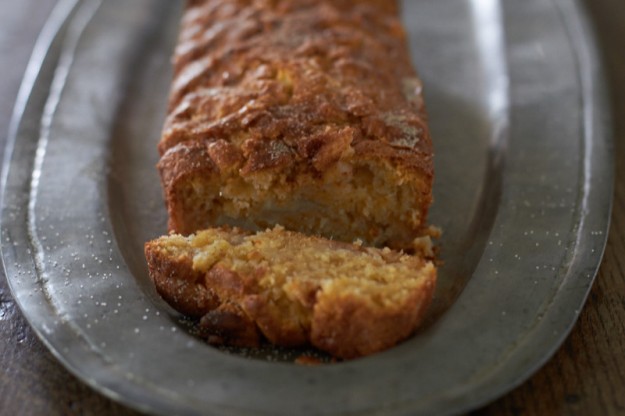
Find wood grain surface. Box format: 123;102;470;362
0;0;623;415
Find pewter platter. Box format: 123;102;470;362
0;0;612;415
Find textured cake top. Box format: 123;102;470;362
159;0;433;178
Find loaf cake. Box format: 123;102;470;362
157;0;434;249
145;226;436;359
147;0;438;358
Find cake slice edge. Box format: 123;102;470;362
144;225;436;359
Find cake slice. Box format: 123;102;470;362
145;226;436;359
157;0;433;250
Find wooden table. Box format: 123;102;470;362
1;1;623;414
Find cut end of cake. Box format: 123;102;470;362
159;140;432;250
144;225;436;359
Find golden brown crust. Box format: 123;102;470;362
144;227;436;359
311;278;435;358
157;0;434;244
199;303;262;347
161;0;432;169
144;240;219;317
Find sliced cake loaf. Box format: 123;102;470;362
157;0;433;250
145;226;436;359
146;0;438;358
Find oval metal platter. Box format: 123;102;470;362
0;0;613;414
